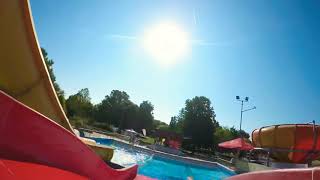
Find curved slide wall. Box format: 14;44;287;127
0;0;73;132
0;0;139;179
252;124;320;163
0;90;138;179
0;159;88;180
0;0;115;161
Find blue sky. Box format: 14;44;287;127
30;0;320;133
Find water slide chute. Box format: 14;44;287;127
0;159;88;180
0;90;138;179
228;124;320;180
0;0;140;179
252;124;320;163
0;0;114;161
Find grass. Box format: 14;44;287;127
140;136;155;145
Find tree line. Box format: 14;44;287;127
167;96;249;151
66;88;155;133
42;48;156;134
42;47;249;149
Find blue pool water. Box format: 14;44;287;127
92;138;235;180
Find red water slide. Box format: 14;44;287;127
0;159;88;180
0;90;138;179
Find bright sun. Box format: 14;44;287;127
143;22;189;66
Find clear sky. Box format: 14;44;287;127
30;0;320;133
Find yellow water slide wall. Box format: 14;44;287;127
0;0;73;132
0;0;113;161
252;124;320;163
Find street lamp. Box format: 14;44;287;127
236;96;256;132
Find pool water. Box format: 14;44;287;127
92;138;234;180
139;156;234;180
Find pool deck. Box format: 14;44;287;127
84;131;236;174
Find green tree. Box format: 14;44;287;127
66;88;93;118
153;119;169;130
182;96;217;149
170;108;185;133
169;116;178;129
119;102;139;131
229;127;250;139
94;90;138;129
93;90;157;133
138;101;154;131
169;114;184;133
214;126;235;144
41;48;66;112
103;90;131;127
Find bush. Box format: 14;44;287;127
91;122;114;132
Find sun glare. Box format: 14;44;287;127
143;22;189;66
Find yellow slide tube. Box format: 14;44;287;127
252;124;320;163
0;0;113;161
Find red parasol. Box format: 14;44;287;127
218;138;254;151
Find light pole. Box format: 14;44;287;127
236;96;256;132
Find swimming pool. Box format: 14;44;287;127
92;138;235;180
